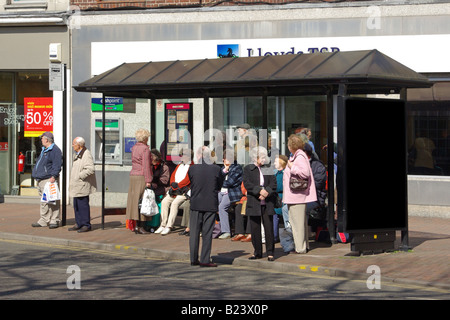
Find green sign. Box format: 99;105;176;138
91;97;123;112
95;119;119;128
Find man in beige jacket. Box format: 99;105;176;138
68;137;97;232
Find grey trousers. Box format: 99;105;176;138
189;210;216;264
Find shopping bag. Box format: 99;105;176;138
140;188;159;217
47;182;61;202
40;182;50;203
41;181;60;203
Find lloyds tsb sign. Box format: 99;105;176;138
246;46;340;57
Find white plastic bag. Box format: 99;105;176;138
41;181;60;203
140;188;159;217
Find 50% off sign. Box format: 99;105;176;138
24;97;54;137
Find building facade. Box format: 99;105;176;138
1;0;449;217
0;0;70;198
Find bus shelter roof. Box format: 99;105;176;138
74;49;431;98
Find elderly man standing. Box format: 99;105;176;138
31;131;62;229
188;146;223;267
68;137;97;233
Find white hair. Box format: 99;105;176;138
74;136;85;147
250;146;268;162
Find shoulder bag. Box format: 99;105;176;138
289;175;308;191
289;152;310;191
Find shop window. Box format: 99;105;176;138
16;71;52;173
407;82;450;176
0;71;51;195
0;72;14;102
0;72;14;194
6;0;48;11
9;0;47;3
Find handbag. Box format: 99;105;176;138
139;188;159;217
289;175;308;191
274;194;283;208
168;184;189;197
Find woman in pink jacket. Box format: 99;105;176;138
283;134;317;253
126;129;153;234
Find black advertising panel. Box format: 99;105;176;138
164;103;193;163
339;98;407;232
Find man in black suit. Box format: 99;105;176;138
188;146;223;267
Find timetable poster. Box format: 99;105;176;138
164;103;193;162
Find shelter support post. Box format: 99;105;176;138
262;93;268;130
399;88;410;251
61;64;67;226
204;96;209;143
151;98;156;148
336;83;347;237
101;93;106;229
326;88;337;244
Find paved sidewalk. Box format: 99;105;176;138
0;202;449;291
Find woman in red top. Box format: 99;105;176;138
155;151;193;235
126;129;153;234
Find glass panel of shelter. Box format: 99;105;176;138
213;95;328;165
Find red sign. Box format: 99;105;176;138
24;97;53;137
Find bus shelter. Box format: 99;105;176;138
75;49;431;250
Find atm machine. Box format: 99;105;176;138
92;118;123;165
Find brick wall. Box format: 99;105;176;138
71;0;349;11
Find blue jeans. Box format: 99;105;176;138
218;192;231;233
281;203;290;230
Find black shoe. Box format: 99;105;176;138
267;256;275;261
191;261;200;266
77;226;91;233
49;224;59;229
200;262;218;267
248;255;262;260
179;230;190;236
136;227;151;234
31;223;43;228
68;224;80;231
